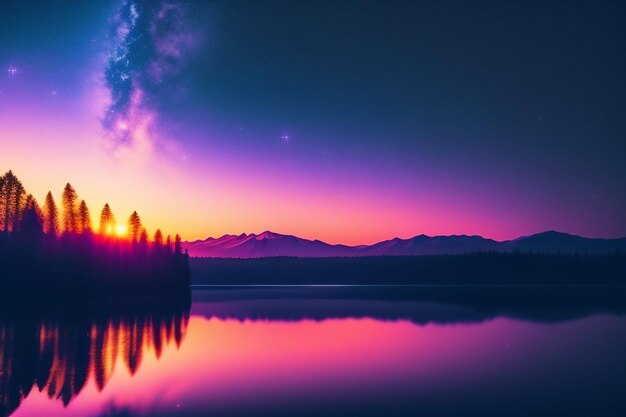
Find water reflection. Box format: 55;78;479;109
0;293;190;417
1;286;625;417
192;285;626;324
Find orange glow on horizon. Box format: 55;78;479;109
102;224;128;239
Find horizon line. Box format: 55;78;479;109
185;229;626;247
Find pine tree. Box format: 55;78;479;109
43;191;60;237
99;203;115;235
174;234;182;255
153;229;163;246
0;170;26;233
19;195;43;238
128;211;142;242
0;173;4;232
77;200;91;234
23;194;43;220
139;228;148;245
165;235;172;253
61;183;78;234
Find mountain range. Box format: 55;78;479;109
183;230;626;258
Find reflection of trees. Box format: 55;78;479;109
0;296;190;417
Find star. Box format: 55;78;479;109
7;66;17;76
281;135;290;143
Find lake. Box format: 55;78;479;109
2;286;625;417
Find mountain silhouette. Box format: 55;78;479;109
501;230;626;254
184;230;626;258
184;231;355;258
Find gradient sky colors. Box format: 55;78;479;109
1;0;625;244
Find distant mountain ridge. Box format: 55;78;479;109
183;230;626;258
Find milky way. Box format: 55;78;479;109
2;1;625;242
102;0;197;150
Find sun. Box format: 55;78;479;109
115;224;127;237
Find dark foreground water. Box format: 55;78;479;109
2;286;626;417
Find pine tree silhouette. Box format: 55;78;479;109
77;200;91;234
61;183;78;234
99;203;115;235
0;171;191;296
19;195;43;239
0;170;26;233
153;229;163;247
174;234;182;255
165;235;173;254
43;191;60;237
128;211;142;242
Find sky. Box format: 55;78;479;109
1;0;625;244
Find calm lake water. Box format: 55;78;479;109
2;286;626;417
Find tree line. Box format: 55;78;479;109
0;170;182;253
0;170;190;295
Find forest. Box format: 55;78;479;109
0;170;190;297
191;252;626;286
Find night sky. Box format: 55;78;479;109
1;0;624;243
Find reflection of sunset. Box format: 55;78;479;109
11;313;623;417
1;304;189;417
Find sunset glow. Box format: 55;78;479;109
2;3;625;417
11;313;626;417
116;224;127;237
1;1;624;244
